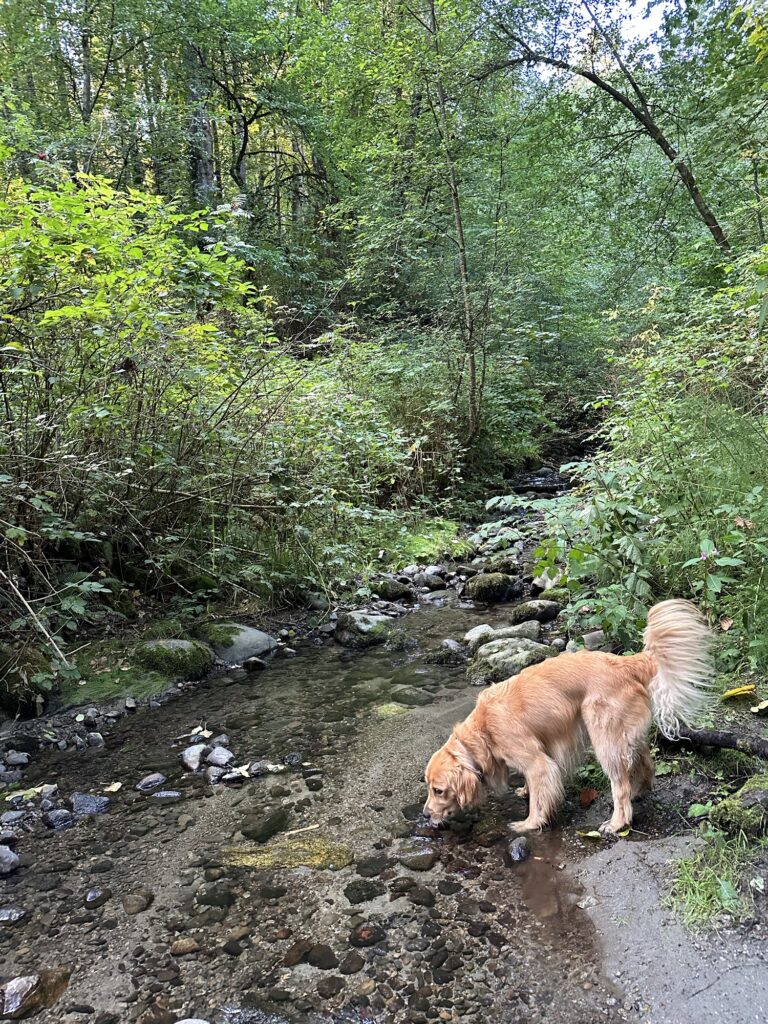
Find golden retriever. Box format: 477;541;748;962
424;600;713;834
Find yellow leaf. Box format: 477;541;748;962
722;683;756;700
577;830;603;840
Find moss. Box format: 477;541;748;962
374;702;410;718
222;834;354;871
710;773;768;837
134;638;214;679
538;587;570;606
465;573;515;603
390;518;471;567
142;617;187;640
67;641;174;704
192;621;240;647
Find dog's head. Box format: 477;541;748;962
423;735;485;826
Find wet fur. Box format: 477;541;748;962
424;600;713;834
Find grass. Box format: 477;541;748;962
667;829;765;928
389;517;472;567
63;639;179;705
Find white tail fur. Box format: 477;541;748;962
643;599;715;738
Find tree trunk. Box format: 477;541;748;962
186;48;218;207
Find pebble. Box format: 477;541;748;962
1;811;25;825
399;847;438;871
344;879;386;904
43;809;74;831
349;923;385;947
171;937;200;956
180;744;208;771
122;892;154;915
0;906;27;924
316;976;344;998
308;944;339;970
339;951;365;975
206;747;234;768
136;773;167;792
71;792;111;816
5;751;30;767
508;836;531;862
83;887;112;909
0;845;20;874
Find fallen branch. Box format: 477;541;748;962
667;725;768;760
0;568;70;667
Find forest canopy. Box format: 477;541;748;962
1;0;768;679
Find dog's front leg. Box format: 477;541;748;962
508;753;563;832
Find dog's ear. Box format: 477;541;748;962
449;736;485;809
452;764;482;810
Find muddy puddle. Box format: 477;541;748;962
1;598;640;1024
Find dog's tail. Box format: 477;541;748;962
642;599;715;738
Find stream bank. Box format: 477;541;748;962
1;466;767;1023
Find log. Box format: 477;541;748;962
666;725;768;760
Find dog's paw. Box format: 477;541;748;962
598;819;629;836
509;818;542;833
514;785;529;799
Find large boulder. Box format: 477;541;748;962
335;610;394;649
134;639;214;680
507;599;561;624
710;774;768;837
468;637;559;686
371;578;413;602
194;622;278;665
465;573;523;604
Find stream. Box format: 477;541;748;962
0;592;639;1024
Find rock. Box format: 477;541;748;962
170;937;200;956
284;938;312;966
122;891;154;915
566;639;580;653
334;610;394;648
86;732;105;748
465;620;541;654
206;747;234;768
507;599;561;624
371;578;413;602
423;564;445;578
43;809;74;831
1;811;25;826
424;639;466;666
409;885;436;907
468;637;559;686
463;624;495;648
243;657;268;672
134;639;214;680
175;1020;211;1024
196;622;278;665
5;751;30;767
125;696;137;710
416;573;445;591
344;879;386;904
180;743;208;771
135;772;167;792
241;806;290;843
582;629;611;652
710;773;768;836
317;976;344;998
308;944;339;970
0;967;71;1018
0;846;20;875
465;573;522;603
356;854;391;878
339;951;365;975
0;906;26;925
83;707;99;727
71;792;111;816
349;923;385;947
83;887;112;909
399;845;438;871
508;836;531;862
389;685;432;707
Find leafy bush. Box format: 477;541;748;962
517;249;768;664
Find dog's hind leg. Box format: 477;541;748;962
509;753;563;832
630;743;655;799
583;697;650;834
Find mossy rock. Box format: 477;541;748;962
507;599;561;624
468;637;559;685
335;610;394;648
537;587;570;606
371;578;413;602
0;644;54;717
192;621;241;648
465;573;523;604
134;639;214;680
222;834;354;871
710;774;768;837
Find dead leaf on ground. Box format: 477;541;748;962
722;683;756;700
719;615;733;631
579;787;599;808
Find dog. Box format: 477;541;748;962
424;600;713;834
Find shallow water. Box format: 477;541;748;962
1;598;634;1024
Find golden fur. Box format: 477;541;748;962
424;599;713;834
